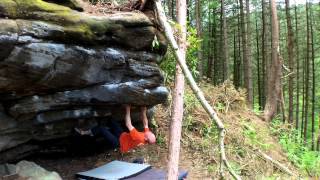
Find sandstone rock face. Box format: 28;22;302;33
0;0;168;162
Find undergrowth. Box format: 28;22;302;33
156;79;300;178
271;118;320;177
242;121;271;151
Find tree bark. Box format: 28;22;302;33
285;0;294;124
303;1;310;143
168;0;173;19
237;5;243;88
263;0;282;121
310;5;315;150
317;114;320;151
245;0;253;107
207;8;214;79
166;0;186;178
261;0;267;108
207;16;212;79
196;0;203;78
221;0;229;81
240;0;253;108
255;14;262;110
294;4;300;129
233;8;240;89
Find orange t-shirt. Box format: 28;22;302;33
119;128;149;153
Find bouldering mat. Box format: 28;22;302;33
76;160;151;180
125;168;188;180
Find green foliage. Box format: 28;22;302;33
271;118;320;177
207;164;215;173
160;48;176;83
156;132;166;147
185;26;201;77
201;121;218;139
242;122;270;150
253;103;263;115
160;23;201;83
215;102;225;112
182;90;218;150
182;91;200;131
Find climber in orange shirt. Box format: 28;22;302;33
74;105;155;153
119;105;156;153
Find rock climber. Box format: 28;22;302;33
74;105;156;153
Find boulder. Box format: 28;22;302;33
0;161;62;180
0;0;168;162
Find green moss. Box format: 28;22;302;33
1;0;149;45
55;10;81;23
14;0;71;13
64;24;95;42
85;18;112;35
10;0;81;23
0;0;18;17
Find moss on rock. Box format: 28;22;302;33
0;0;18;17
42;0;84;11
0;0;167;51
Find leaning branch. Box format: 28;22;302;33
255;149;294;176
154;1;241;179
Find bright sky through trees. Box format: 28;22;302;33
290;0;320;4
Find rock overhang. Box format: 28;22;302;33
0;0;168;161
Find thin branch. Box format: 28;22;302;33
281;72;295;79
255;149;294;176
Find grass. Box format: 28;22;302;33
242;121;272;151
271;118;320;177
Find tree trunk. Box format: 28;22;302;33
213;11;220;85
207;8;214;79
240;0;253;108
301;47;305;139
261;0;268;108
263;0;282;121
303;1;310;143
285;0;294;124
245;0;253;107
207;18;212;79
256;14;262;110
317;114;320;151
310;5;315;150
169;0;175;19
195;0;203;78
294;4;300;130
166;0;186;178
221;0;229;81
233;9;240;89
237;7;243;88
186;0;190;22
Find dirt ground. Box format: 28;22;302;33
31;145;210;180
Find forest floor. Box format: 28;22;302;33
31;81;302;179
